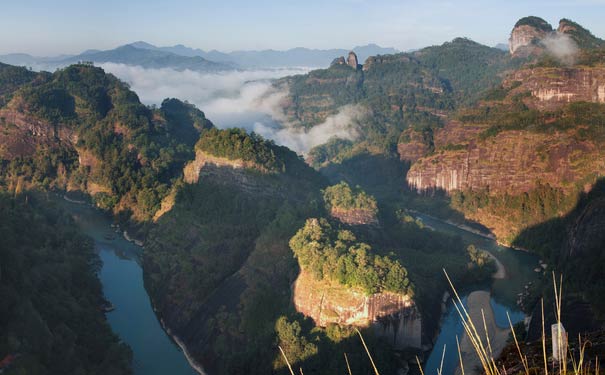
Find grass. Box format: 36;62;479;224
278;271;601;375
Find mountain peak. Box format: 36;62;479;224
558;18;605;49
127;41;158;50
509;16;553;55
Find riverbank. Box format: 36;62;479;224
57;196;200;375
456;291;510;375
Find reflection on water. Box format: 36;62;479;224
418;214;540;374
59;199;198;375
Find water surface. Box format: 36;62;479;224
60;199;198;375
418;213;539;375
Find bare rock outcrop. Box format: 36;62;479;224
406;129;603;194
509;16;553;56
330;207;378;226
504;67;605;111
293;270;422;349
331;56;346;66
347;51;359;69
183;150;283;197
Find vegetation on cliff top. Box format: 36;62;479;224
195;127;284;172
322;181;378;213
283;37;514;166
289;218;413;295
0;63;212;222
0;192;132;374
514;16;553;32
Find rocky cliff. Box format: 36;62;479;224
347;51;359;69
183;150;295;198
509;16;552;56
293;270;422;349
504;67;605;111
406;128;603;194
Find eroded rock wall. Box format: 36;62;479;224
293;270;422;349
506;67;605;111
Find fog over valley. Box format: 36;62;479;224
100;63;362;153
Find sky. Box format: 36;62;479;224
2;0;605;55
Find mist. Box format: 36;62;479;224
542;32;579;65
100;63;362;154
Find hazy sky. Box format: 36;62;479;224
2;0;605;55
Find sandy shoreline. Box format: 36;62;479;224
456;291;510;375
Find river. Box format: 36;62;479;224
59;196;540;375
59;198;199;375
418;213;541;375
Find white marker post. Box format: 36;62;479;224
551;323;568;363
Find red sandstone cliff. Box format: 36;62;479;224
292;270;422;349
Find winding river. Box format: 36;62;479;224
59;199;198;375
418;213;541;375
59;195;540;375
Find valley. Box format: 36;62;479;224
0;9;604;375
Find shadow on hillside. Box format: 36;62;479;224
513;178;605;339
318;153;466;222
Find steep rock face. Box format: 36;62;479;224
504;67;605;110
397;128;432;162
509;17;553;56
330;207;378;226
0;109;74;158
331;56;346;66
183;150;282;197
293;270;422;349
406;130;604;194
347;51;359;69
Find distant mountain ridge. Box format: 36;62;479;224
125;41;399;67
0;42;399;70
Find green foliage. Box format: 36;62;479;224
451;183;579;244
160;98;213;146
459;100;605;142
0;193;132;374
286;38;515;165
322;181;377;213
289;218;413;295
274;316;318;368
413;38;515;104
559;18;605;50
1;64;209;221
514;16;553;32
466;244;492;267
196;128;285;172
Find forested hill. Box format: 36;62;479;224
0;62;213;226
274;38;518;166
0;192;132;374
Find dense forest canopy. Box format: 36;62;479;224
0;193;132;374
289;218;413;295
322;181;378;213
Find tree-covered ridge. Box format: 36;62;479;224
322;181;377;213
514;16;553;32
411;38;515;104
0;63;40;103
279;38;515;166
0;193;132;374
0;63;213;222
195;127;285;173
559;18;605;50
289;218;413;295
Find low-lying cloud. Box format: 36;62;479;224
542;33;579;65
253;104;366;154
100;63;363;154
